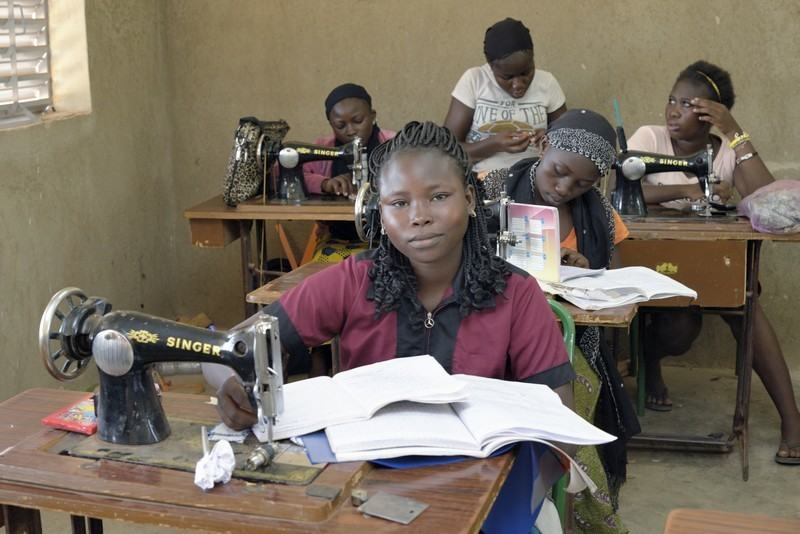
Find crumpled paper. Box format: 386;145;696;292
194;439;236;490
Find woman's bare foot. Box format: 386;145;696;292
645;354;673;412
776;415;800;465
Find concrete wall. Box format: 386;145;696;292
2;0;799;400
0;0;175;396
165;0;800;371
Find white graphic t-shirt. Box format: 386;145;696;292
451;64;566;173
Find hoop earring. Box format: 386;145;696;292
469;209;477;218
380;225;386;235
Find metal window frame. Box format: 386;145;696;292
0;0;52;128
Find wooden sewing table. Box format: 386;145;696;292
0;389;513;533
184;195;355;316
247;260;639;383
618;208;800;480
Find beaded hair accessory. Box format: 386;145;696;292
546;128;616;176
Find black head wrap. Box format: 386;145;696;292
546;109;617;176
324;83;372;118
483;18;533;62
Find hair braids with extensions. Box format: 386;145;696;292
367;121;510;329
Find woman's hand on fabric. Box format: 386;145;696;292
561;247;590;268
691;97;742;139
491;131;532;153
321;174;356;197
216;376;257;430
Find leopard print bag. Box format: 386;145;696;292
222;117;289;206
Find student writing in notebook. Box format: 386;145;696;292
484;109;640;532
627;61;800;465
213;121;575;433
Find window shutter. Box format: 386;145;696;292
0;0;51;127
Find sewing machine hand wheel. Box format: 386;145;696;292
39;287;92;381
354;182;380;242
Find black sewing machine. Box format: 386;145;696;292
612;146;716;217
273;138;368;202
39;287;284;446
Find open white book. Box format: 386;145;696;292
257;355;467;441
324;374;615;462
537;266;697;310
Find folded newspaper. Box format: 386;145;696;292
537;266;697;310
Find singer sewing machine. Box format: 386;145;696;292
612;145;718;217
38;287;284;447
272;138;369;202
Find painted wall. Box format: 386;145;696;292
0;0;175;396
165;0;800;372
2;0;799;401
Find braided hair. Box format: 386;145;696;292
367;121;510;329
677;60;736;109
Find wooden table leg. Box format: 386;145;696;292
733;240;761;481
238;220;257;318
632;313;645;417
3;504;42;534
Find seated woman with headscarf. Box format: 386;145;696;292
485;109;640;533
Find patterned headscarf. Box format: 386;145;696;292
546;109;617;176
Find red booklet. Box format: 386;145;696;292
41;394;97;435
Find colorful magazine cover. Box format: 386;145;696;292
41;394;97;435
504;203;560;283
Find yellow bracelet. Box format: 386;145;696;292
728;131;751;149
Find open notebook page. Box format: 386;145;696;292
451;375;616;447
267;377;364;440
325;402;482;460
333;355;467;416
560;265;605;281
